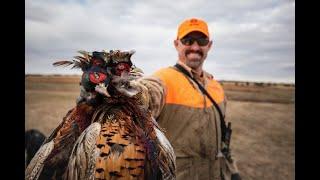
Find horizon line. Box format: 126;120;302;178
25;73;295;85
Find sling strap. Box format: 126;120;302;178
174;63;229;143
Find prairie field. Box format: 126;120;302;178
25;75;295;180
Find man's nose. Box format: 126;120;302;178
190;41;201;50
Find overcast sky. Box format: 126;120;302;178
26;0;295;83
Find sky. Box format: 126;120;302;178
25;0;295;83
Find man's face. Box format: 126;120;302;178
174;31;212;71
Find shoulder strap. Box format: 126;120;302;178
174;63;228;142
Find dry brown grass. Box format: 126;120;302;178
25;75;295;180
222;83;295;104
227;101;294;180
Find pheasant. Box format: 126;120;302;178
25;50;176;180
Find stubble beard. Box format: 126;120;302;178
184;50;204;70
186;59;203;70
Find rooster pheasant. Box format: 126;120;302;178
25;50;176;180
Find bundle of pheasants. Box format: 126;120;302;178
25;50;176;180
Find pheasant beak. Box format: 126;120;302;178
94;83;111;97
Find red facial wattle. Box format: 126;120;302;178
115;63;131;76
89;72;107;84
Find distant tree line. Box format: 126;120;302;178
219;80;295;87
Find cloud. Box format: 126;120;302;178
26;0;295;83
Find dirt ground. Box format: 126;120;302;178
25;75;295;180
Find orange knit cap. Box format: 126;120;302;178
177;18;210;39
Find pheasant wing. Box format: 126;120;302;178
25;108;74;180
25;140;54;180
153;118;176;180
64;122;102;180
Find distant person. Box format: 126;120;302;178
137;17;242;180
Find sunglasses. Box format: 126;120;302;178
180;36;210;46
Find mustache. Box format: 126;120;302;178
185;50;203;57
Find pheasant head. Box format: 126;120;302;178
53;49;141;100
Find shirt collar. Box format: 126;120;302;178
176;61;214;85
177;61;200;77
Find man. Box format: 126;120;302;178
138;18;240;180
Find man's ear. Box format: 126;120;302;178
174;39;179;50
208;40;213;50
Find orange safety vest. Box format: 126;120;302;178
153;67;225;108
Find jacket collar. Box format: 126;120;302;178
176;61;214;85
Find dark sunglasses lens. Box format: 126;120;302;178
181;37;194;46
196;38;209;46
181;37;209;46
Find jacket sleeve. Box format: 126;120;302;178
134;75;166;119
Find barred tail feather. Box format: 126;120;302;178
52;60;75;67
77;50;91;59
25;140;55;180
154;125;176;180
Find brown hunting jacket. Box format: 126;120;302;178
138;62;227;179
